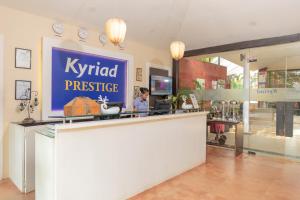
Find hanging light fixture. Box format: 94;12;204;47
170;41;185;60
105;18;127;46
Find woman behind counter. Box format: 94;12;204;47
133;87;149;117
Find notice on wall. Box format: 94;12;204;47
258;70;267;88
189;94;199;109
51;47;128;111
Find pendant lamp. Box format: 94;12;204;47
170;41;185;60
105;18;127;46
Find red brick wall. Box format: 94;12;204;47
179;58;227;89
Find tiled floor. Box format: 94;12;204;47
130;147;300;200
208;117;300;159
0;179;34;200
1;146;300;200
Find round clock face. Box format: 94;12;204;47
119;42;125;50
99;33;107;45
52;23;64;35
78;28;88;40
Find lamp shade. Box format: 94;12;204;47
170;41;185;60
105;18;127;46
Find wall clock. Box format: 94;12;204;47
78;28;88;41
52;22;64;36
99;33;107;46
119;42;125;50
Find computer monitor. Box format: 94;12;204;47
153;99;171;115
150;75;172;95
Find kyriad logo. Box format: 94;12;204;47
51;47;127;111
65;58;119;78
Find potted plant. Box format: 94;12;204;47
170;89;193;111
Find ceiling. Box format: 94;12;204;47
190;41;300;70
1;0;300;51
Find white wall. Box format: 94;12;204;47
0;34;4;180
0;6;171;178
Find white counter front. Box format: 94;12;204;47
35;112;207;200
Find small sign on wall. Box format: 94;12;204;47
15;80;31;100
133;86;140;99
136;68;142;82
15;48;31;69
189;94;199;109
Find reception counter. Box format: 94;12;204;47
35;112;208;200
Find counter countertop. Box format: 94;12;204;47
11;120;62;127
55;111;208;131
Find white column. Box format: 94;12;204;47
243;55;250;133
0;35;4;180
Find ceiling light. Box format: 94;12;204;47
105;18;127;46
170;41;185;60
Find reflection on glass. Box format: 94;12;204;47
246;47;300;159
182;42;300;160
267;70;286;88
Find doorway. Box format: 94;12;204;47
180;41;300;160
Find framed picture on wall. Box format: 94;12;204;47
15;80;31;100
133;86;140;99
15;48;32;69
136;68;142;82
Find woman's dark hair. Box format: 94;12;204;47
140;87;149;94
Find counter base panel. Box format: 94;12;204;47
36;113;207;200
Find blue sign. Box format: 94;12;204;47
51;47;127;111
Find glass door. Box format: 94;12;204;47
246;42;300;159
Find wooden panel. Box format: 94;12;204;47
179;58;227;90
149;68;168;77
64;97;100;117
149;67;169;107
172;60;179;95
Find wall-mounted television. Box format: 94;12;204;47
150;75;172;95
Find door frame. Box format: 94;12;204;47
0;35;4;180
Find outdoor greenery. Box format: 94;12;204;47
170;89;193;109
268;70;300;88
228;74;243;89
